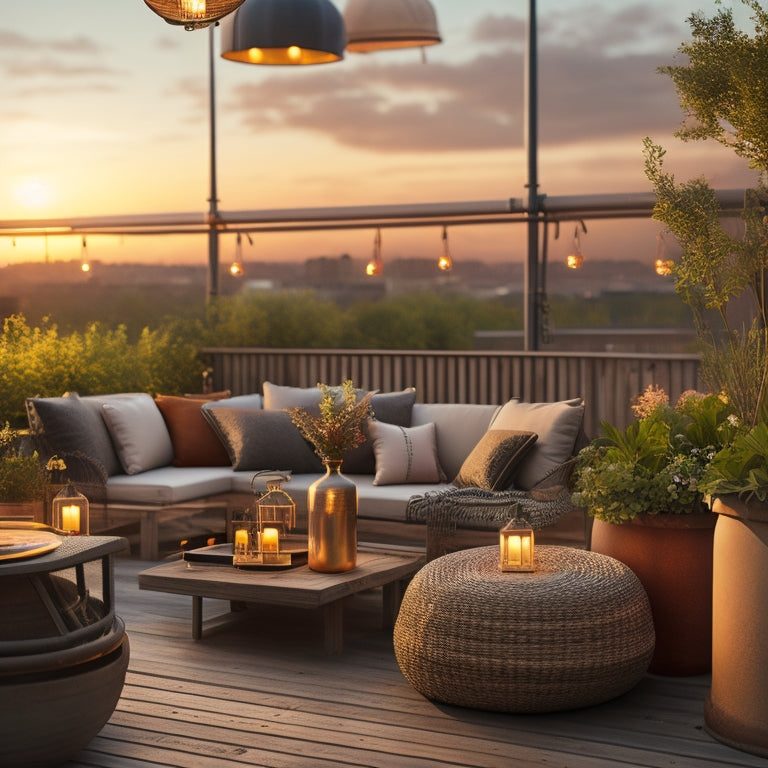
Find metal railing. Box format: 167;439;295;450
202;347;702;438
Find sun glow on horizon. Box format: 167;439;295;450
14;179;53;210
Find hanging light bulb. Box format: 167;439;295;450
654;231;673;275
230;232;245;277
566;222;586;269
437;226;453;272
80;236;91;273
366;228;383;276
142;0;246;31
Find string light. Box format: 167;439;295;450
366;228;383;276
230;232;245;277
566;221;587;269
80;236;91;273
654;231;673;275
437;226;452;271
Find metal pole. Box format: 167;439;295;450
207;24;220;301
523;0;539;350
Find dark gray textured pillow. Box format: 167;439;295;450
202;406;323;473
26;393;122;477
453;430;538;491
342;389;417;474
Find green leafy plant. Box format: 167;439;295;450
0;423;46;503
572;388;734;524
288;380;374;461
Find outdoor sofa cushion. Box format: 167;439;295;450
453;429;538;491
368;421;446;485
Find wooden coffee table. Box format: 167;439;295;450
138;547;425;654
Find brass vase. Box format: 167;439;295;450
307;459;357;572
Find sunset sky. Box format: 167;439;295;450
0;0;760;272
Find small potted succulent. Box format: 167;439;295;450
572;386;734;675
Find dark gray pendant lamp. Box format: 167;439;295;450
143;0;246;30
220;0;346;65
344;0;441;53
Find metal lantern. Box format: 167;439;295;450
499;518;534;572
143;0;246;30
51;484;90;535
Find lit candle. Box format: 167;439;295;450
62;504;81;534
262;527;279;552
234;528;248;555
506;535;522;566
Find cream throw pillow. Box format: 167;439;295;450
489;398;584;490
369;421;446;486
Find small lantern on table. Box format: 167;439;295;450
51;484;90;535
499;517;534;572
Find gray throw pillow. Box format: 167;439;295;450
202;406;323;473
453;430;538;491
26;392;122;477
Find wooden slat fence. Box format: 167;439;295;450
202;347;702;438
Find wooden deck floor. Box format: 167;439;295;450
63;556;768;768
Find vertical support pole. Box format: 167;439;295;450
523;0;539;351
207;24;220;302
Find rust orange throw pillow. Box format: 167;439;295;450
155;394;232;467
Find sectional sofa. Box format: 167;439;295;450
26;384;587;559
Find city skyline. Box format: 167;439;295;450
0;0;759;273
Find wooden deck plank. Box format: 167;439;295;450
60;557;768;768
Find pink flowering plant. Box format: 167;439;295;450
572;386;735;524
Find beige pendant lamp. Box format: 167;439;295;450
220;0;346;65
344;0;441;52
143;0;246;30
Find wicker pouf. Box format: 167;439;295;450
394;545;655;713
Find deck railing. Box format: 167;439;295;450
202;347;702;438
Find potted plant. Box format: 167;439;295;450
0;422;46;522
643;0;768;753
572;386;733;674
289;380;373;573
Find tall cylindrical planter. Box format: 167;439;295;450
590;512;715;675
307;459;357;573
705;495;768;758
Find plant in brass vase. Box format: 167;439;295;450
288;380;374;461
289;380;374;573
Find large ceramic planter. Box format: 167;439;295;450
590;513;715;675
705;495;768;758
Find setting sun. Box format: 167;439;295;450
14;179;52;209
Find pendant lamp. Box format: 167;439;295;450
220;0;346;65
143;0;246;30
344;0;441;53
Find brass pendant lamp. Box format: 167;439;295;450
143;0;246;30
344;0;441;53
220;0;346;65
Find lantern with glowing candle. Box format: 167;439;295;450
499;518;534;572
51;484;90;535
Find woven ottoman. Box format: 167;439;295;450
394;545;654;713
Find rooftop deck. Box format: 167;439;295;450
63;556;768;768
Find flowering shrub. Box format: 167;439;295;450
572;386;734;524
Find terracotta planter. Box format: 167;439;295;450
590;513;715;675
705;495;768;758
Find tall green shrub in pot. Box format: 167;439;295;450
643;0;768;752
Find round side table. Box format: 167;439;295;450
394;545;654;713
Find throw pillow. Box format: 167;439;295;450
489;398;585;490
369;421;446;486
25;392;122;478
202;406;323;473
453;430;538;491
343;389;417;474
263;382;324;414
155;395;231;467
100;394;175;475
